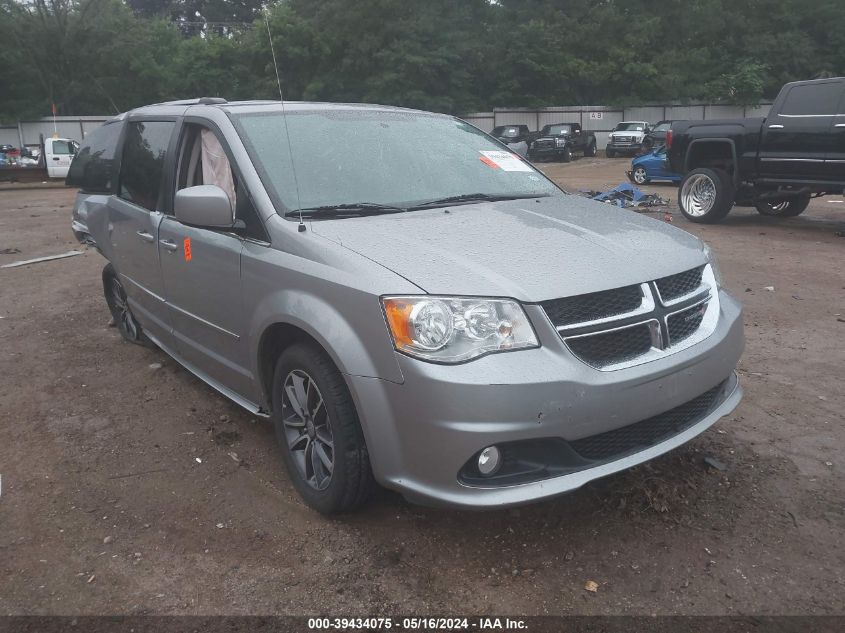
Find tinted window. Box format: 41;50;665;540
66;122;123;192
780;82;843;116
545;124;572;135
119;121;175;211
234;110;559;214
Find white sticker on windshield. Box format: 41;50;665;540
479;150;533;172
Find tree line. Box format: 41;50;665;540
1;0;843;121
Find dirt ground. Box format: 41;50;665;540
0;159;843;616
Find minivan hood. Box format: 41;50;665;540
310;196;707;302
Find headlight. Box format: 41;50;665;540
703;243;723;288
555;137;567;147
382;296;539;363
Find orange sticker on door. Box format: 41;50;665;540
183;237;192;261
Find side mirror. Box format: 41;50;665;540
174;185;233;228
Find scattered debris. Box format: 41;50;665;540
580;182;670;209
148;362;163;371
584;580;599;593
792;295;803;300
564;551;575;561
0;250;82;268
704;456;727;471
764;286;775;292
102;536;113;545
0;247;21;254
216;523;225;529
228;451;240;463
87;574;96;584
195;457;202;464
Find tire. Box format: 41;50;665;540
561;147;572;163
102;263;152;347
606;147;615;158
632;166;650;185
754;195;810;218
271;342;375;514
585;140;597;157
678;167;735;223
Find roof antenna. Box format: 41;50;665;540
263;6;305;232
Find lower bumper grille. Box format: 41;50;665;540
570;379;728;461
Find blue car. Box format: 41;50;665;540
628;147;681;184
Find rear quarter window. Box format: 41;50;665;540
66;122;123;192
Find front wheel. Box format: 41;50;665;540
585;140;597;157
632;166;650;185
606;147;615;158
561;147;572;163
271;343;375;514
678;168;735;223
754;196;810;217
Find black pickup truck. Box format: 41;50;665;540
528;123;597;162
668;77;845;223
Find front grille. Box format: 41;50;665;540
566;323;653;368
533;139;553;149
570;380;727;461
614;135;634;144
668;301;707;345
541;284;643;328
655;266;704;302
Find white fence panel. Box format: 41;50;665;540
624;106;665;123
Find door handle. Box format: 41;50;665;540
52;157;60;161
136;230;155;243
159;239;179;252
768;124;784;129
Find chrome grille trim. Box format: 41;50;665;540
546;264;719;371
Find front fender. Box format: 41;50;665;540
248;287;404;387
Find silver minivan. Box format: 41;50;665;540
69;99;744;513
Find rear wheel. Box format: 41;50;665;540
102;264;151;346
754;196;810;217
678;167;735;223
271;343;375;514
632;166;650;185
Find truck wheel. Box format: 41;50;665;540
754;196;810;218
102;263;153;347
632;166;650;185
561;147;572;163
606;147;615;158
678;168;735;223
585;140;597;157
271;342;375;514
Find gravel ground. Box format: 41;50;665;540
0;158;843;616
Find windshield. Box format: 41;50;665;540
492;126;520;137
615;122;645;132
543;124;572;135
653;122;671;132
234;110;559;214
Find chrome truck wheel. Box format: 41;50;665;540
678;168;734;223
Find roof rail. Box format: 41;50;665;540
198;97;228;105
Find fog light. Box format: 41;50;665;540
478;446;501;476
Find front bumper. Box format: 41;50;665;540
529;146;569;159
349;291;744;509
607;141;643;154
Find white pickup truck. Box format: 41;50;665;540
0;137;79;182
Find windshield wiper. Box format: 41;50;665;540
285;202;407;218
407;193;548;210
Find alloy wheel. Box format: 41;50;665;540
633;167;648;184
109;277;138;340
680;173;717;217
281;369;334;491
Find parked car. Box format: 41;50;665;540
668;77;845;222
643;120;674;150
69;98;743;513
528;122;597;162
606;121;650;157
490;125;534;157
628;147;682;185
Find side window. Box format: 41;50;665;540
51;140;75;155
176;123;267;241
66;122;122;192
119;121;175;212
780;82;843;116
